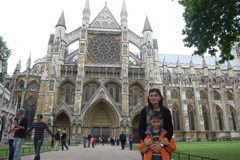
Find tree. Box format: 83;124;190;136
179;0;240;63
0;36;12;67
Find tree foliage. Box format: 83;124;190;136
0;36;11;67
179;0;240;63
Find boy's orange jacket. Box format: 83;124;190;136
139;131;176;160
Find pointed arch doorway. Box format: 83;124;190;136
83;101;119;139
54;112;70;134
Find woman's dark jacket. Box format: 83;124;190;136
138;106;173;141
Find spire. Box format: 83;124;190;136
163;57;167;74
215;56;221;78
227;60;234;78
84;0;89;9
56;11;66;29
190;58;194;67
120;0;128;17
215;56;220;69
190;58;195;75
82;0;91;25
26;53;31;70
227;60;233;69
142;16;153;33
176;57;181;67
14;60;21;73
202;57;207;68
163;57;167;66
0;50;2;74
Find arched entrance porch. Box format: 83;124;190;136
82;100;119;140
132;114;140;142
53;112;70;136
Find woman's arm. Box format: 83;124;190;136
138;108;147;140
162;108;173;140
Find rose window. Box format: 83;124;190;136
88;35;120;63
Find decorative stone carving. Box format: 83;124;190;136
54;37;60;52
88;35;120;64
80;42;85;53
90;8;120;29
122;44;128;55
49;80;54;91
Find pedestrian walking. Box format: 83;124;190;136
119;131;126;150
54;129;61;151
83;131;87;148
128;133;134;150
26;114;54;160
61;130;69;151
13;108;28;160
102;136;105;146
87;134;91;148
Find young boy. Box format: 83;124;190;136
139;111;176;160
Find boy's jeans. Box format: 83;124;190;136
34;138;43;160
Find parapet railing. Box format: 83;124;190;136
172;151;218;160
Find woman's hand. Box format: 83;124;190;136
144;138;153;146
161;137;169;145
150;143;162;153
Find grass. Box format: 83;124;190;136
132;141;240;160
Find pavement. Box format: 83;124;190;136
19;144;142;160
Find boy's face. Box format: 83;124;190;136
150;117;163;130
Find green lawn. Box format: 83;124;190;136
132;141;240;160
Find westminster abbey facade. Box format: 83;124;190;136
1;0;240;143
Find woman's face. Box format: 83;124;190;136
149;91;161;106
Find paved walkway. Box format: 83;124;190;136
20;144;141;160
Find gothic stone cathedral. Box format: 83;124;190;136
1;0;240;143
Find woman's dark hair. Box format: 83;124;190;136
147;88;164;110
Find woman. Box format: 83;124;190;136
138;88;173;157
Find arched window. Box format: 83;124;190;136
116;88;120;102
25;97;36;128
202;106;209;130
91;87;96;97
133;90;139;105
29;81;38;90
188;105;195;130
200;77;205;85
172;104;180;130
65;87;71;104
18;80;24;90
171;90;178;99
109;88;114;98
217;106;223;130
214;91;221;100
200;91;207;100
227;91;233;100
213;77;217;85
17;96;21;109
186;90;193;99
84;86;89;101
230;107;237;130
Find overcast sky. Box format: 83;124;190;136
0;0;196;75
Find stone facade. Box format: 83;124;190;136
1;0;240;143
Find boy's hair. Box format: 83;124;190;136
149;111;163;120
37;114;43;119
